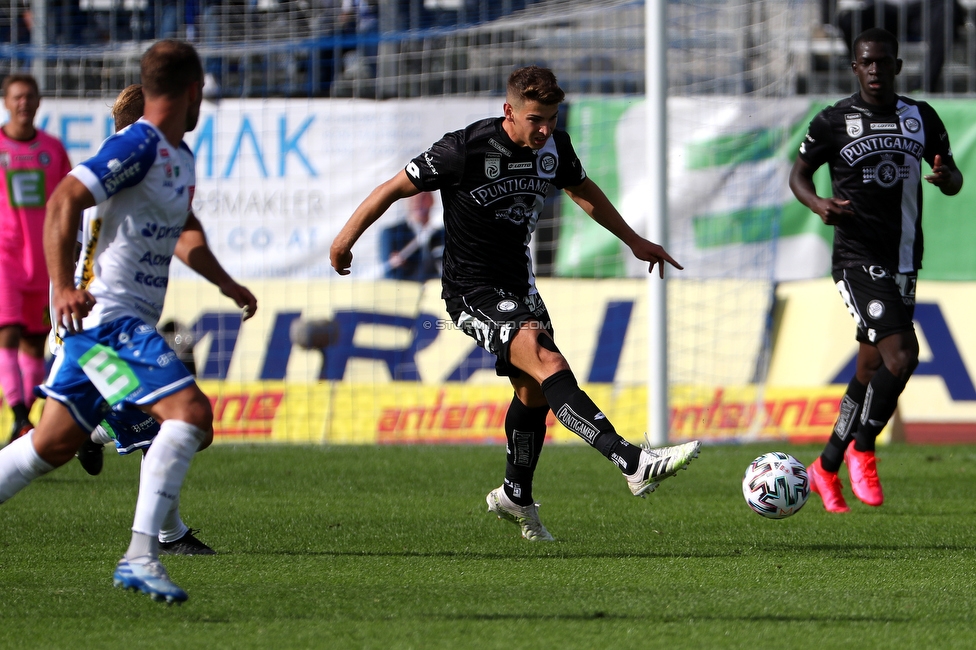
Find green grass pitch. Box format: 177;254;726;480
2;443;976;649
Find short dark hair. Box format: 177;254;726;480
2;74;39;98
112;84;144;132
852;28;899;59
507;66;565;107
140;40;203;98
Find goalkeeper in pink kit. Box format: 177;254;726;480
0;74;72;442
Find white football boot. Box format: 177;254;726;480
486;486;554;541
624;438;702;497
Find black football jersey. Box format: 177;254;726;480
797;93;957;273
405;117;586;298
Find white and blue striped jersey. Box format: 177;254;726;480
68;118;195;328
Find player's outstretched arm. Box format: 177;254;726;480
563;177;682;278
45;175;97;333
789;157;853;226
331;170;420;275
175;212;258;321
924;154;963;196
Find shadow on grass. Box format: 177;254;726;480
220;542;976;560
423;612;917;623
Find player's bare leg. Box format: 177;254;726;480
0;325;32;443
0;400;88;503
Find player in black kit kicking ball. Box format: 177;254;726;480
790;28;963;512
331;66;701;541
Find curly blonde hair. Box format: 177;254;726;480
112;84;144;132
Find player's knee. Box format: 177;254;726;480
887;353;918;382
180;392;214;435
197;427;214;451
537;332;560;354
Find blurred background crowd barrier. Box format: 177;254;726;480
3;0;975;100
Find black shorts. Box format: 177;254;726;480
444;288;555;378
832;265;916;344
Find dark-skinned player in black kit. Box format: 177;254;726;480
790;28;963;513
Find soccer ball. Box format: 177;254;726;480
742;452;809;519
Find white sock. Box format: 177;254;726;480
0;431;54;503
91;425;113;446
127;420;203;559
159;497;189;544
146;449;190;543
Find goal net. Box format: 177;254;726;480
22;0;818;446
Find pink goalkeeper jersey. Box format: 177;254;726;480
0;127;72;289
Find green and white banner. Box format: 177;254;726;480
25;96;976;282
558;97;976;282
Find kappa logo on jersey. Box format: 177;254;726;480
485;153;501;179
846;114;863;138
539;152;557;173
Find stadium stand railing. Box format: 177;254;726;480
5;1;974;100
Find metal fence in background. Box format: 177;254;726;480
798;0;976;95
2;1;976;99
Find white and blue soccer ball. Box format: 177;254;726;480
742;452;809;519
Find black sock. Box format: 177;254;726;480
854;364;906;453
820;377;866;473
540;369;641;474
11;402;29;423
502;395;549;506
